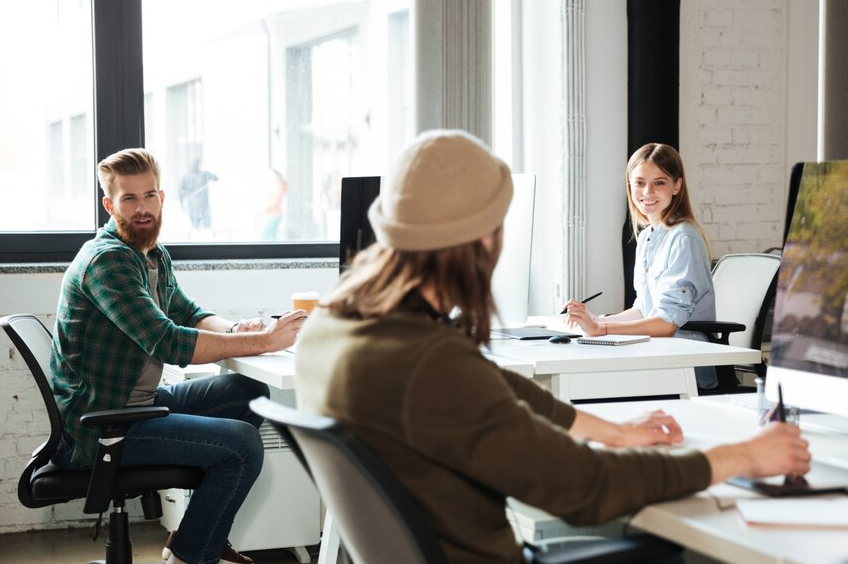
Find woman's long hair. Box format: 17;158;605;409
321;230;502;346
625;142;711;259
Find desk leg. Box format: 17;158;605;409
681;367;698;399
552;373;571;401
317;511;340;564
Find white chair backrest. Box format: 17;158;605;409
712;253;781;348
5;314;53;380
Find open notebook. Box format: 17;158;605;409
576;335;651;346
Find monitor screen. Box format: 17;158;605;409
766;161;848;419
336;174;536;322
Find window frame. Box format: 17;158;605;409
0;0;337;263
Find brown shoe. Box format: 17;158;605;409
221;540;254;564
162;531;253;564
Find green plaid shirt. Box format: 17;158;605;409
50;218;213;465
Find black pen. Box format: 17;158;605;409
560;291;603;315
777;382;786;423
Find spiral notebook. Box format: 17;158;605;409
576;335;651;346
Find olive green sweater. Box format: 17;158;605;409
295;302;711;564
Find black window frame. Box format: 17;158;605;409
0;0;337;263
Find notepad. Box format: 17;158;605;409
736;498;848;528
576;334;651;346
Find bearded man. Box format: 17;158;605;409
50;148;305;564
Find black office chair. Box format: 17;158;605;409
1;314;203;564
681;252;781;394
249;397;682;564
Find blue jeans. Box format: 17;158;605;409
55;373;270;564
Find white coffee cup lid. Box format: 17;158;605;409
292;291;320;299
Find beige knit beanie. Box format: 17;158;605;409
368;129;513;251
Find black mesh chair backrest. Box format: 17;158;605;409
1;314;66;507
250;397;449;564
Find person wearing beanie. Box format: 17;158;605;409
294;130;809;564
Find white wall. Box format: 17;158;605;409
0;265;336;533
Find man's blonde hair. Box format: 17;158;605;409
97;148;161;199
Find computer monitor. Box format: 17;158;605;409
339;176;381;275
336;174;536;322
766;160;848;422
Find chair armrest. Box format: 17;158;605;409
524;534;682;564
80;406;170;514
680;321;746;345
81;406;170;435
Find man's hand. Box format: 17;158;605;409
265;310;307;352
230;317;266;333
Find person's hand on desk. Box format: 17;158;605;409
570;409;684;447
228;317;267;333
704;422;811;485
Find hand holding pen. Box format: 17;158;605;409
560;291;603;315
561;292;606;336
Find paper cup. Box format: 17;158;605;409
292;291;320;315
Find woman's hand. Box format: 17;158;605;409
609;410;684;447
706;423;811;484
562;300;604;335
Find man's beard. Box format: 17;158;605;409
114;210;163;251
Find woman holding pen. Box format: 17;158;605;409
563;143;718;389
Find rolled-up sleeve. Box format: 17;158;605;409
653;233;711;327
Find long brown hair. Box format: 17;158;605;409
321;231;502;346
625;143;711;258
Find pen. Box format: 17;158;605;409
777;382;786;423
271;313;308;320
560;291;603;315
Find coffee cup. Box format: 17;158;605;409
292;291;320;315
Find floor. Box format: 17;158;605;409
0;521;319;564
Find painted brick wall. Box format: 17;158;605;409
680;0;791;257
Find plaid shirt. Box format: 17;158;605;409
50;218;213;465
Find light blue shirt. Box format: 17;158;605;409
632;221;717;389
633;221;715;326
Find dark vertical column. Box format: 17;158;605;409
93;0;145;225
822;0;848;160
623;0;680;307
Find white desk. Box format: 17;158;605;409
577;397;848;564
488;337;761;400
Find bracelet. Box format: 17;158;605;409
226;322;239;334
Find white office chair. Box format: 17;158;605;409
682;252;782;392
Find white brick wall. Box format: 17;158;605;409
680;0;794;257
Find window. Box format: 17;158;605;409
0;1;94;234
141;0;413;248
0;0;412;262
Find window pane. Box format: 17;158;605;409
0;1;94;232
142;0;413;244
